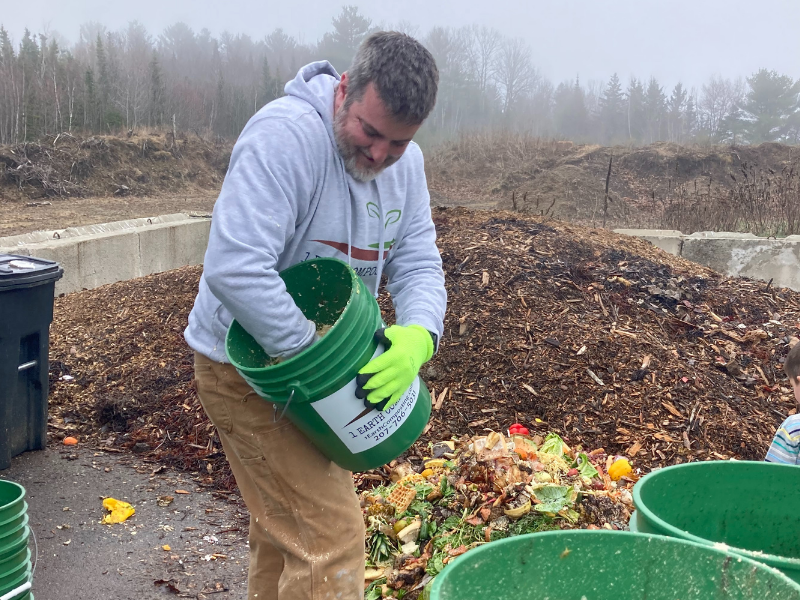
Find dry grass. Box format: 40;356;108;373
657;162;800;236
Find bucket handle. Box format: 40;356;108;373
273;389;295;423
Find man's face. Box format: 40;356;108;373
333;74;421;182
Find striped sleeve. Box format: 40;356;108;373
765;414;800;465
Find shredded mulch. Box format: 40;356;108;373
47;208;798;490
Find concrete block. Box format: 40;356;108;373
0;230;59;247
60;213;190;238
682;237;800;290
0;245;31;257
614;229;684;255
686;231;759;239
137;219;211;276
614;229;684;237
0;213;208;295
32;230;141;295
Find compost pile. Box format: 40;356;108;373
47;208;798;491
361;430;635;598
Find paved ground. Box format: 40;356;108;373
1;446;249;600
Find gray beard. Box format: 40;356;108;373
333;109;382;183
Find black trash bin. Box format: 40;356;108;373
0;254;63;470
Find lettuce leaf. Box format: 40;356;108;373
533;485;570;514
539;433;566;456
574;453;599;479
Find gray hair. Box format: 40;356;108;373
345;31;439;125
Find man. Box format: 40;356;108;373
184;32;446;600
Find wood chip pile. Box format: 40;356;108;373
47;208;798;490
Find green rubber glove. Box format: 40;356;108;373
356;325;434;410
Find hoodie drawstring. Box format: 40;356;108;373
346;188;353;268
374;186;386;298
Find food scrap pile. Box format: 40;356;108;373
361;429;635;599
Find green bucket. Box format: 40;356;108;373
0;527;28;564
0;481;32;600
0;483;24;527
225;258;432;472
631;461;800;584
0;503;27;540
430;530;800;599
0;564;30;598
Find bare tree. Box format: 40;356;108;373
699;75;745;141
494;37;536;117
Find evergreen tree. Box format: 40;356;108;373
0;27;17;142
667;82;687;142
317;5;372;73
740;68;800;142
95;34;111;130
554;77;588;141
644;77;666;143
684;94;697;140
84;68;96;130
19;29;42;140
719;105;747;144
626;77;646;142
0;27;13;62
260;57;275;107
599;73;625;144
148;51;165;127
213;73;227;136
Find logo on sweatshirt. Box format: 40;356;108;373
313;202;401;262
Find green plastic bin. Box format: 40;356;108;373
631;461;800;584
430;530;800;600
0;481;31;600
226;258;431;472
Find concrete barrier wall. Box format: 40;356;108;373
0;214;211;295
615;228;800;291
6;217;796;295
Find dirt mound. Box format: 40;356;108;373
426;136;800;227
46;208;797;491
0;132;231;201
7;130;799;234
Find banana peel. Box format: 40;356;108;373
503;499;532;519
102;497;135;524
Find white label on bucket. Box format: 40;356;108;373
311;348;420;454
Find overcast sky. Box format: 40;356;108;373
4;0;800;89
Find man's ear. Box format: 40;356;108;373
334;72;348;113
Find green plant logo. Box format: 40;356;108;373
366;202;400;249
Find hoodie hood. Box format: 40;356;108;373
284;60;370;287
285;61;341;152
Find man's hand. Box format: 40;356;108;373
355;325;434;410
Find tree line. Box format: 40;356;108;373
1;6;799;146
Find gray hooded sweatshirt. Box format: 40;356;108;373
184;61;447;363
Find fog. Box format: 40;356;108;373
2;1;800;146
5;0;799;87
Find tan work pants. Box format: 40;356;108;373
193;353;366;600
